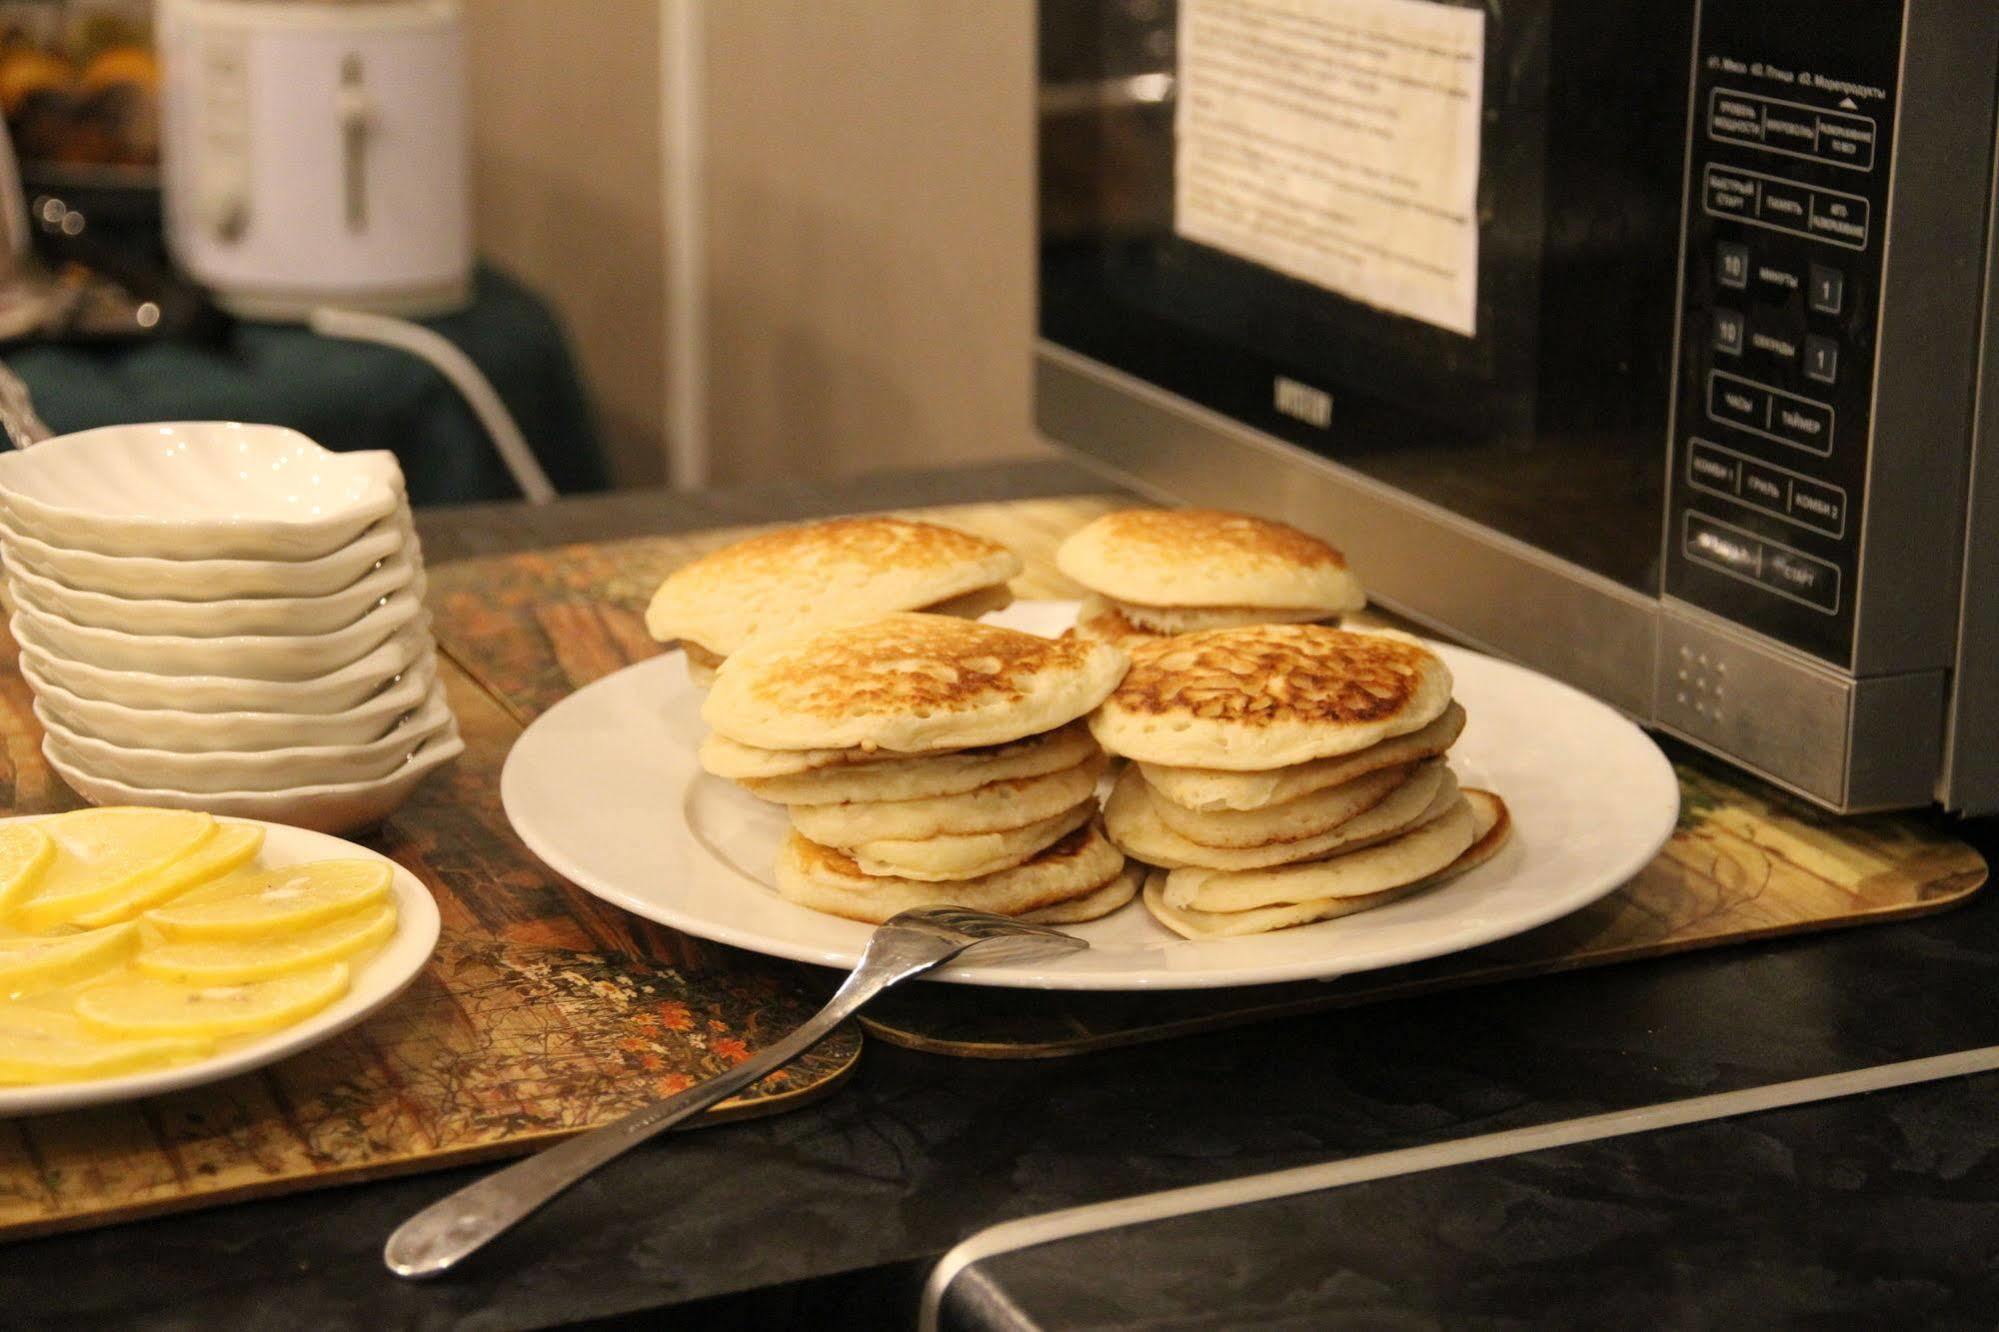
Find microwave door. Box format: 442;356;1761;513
1042;0;1689;594
1039;0;1690;711
1038;0;1999;812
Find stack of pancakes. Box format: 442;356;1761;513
645;516;1022;685
699;613;1140;924
1090;624;1511;938
1058;509;1366;648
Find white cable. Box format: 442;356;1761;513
307;306;558;504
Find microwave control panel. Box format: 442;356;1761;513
1665;0;1901;666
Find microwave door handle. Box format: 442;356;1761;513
336;54;371;232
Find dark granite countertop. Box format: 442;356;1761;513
940;1064;1999;1330
3;459;1995;1331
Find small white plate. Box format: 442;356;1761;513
6;547;421;638
16;618;434;715
22;649;436;752
38;685;455;792
501;601;1679;991
10;584;425;680
0;816;441;1117
45;723;466;835
4;515;415;601
0;423;403;560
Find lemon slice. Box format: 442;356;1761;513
0;824;53;914
0;921;138;998
0;1008;210;1084
144;860;393;940
12;808;217;932
67;823;266;929
136;904;397;986
74;963;351;1040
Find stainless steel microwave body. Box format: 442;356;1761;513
1036;0;1999;812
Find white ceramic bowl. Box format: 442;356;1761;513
10;585;423;680
36;686;455;793
0;423;403;560
14;617;432;713
2;514;415;600
43;725;466;835
22;649;436;751
6;552;423;639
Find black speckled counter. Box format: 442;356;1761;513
0;463;1993;1331
941;1068;1999;1330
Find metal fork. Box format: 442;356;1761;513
383;906;1087;1278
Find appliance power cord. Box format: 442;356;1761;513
307;306;558;505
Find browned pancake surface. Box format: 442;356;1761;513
792;820;1103;884
744;614;1102;721
1086;510;1348;592
1111;624;1431;728
692;516;1009;582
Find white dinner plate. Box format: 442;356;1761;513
0;817;441;1116
501;602;1679;990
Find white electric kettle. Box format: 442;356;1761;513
158;0;471;320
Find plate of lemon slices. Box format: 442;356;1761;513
0;806;439;1116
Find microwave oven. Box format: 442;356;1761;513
1036;0;1999;813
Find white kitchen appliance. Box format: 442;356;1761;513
158;0;471;319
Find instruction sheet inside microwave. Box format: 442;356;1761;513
1174;0;1485;337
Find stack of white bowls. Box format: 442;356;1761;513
0;422;463;833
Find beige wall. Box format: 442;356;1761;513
700;1;1051;486
465;2;1051;491
465;0;668;488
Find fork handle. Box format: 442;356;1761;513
383;965;898;1279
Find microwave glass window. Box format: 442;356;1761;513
1039;0;1695;592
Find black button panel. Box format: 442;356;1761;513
1685;437;1848;539
1668;0;1900;662
1713;308;1745;356
1683;512;1842;615
1701;164;1869;250
1717;241;1750;289
1706;86;1878;172
1706;370;1834;455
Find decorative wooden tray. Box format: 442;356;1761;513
0;645;858;1241
419;494;1985;1058
859;748;1986;1055
0;491;1981;1238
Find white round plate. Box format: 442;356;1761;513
0;817;441;1116
501;602;1679;990
0;423;403;560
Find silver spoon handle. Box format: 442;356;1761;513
383;960;911;1279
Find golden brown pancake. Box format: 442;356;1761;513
773;820;1128;923
1104;759;1456;871
1089;624;1452;769
1071;596;1159;649
704;612;1127;752
1072;595;1329;648
729;719;1099;802
845;799;1098;881
786;753;1106;845
645;515;1021;659
1139;703;1468;812
1145;760;1412;849
1140;789;1510;938
1056;508;1364;612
